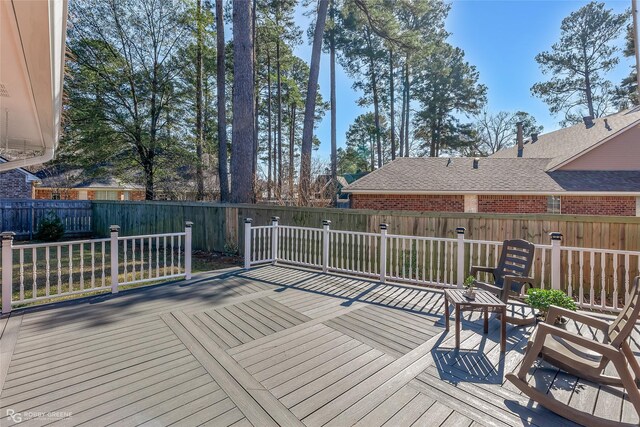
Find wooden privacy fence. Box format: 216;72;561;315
91;201;640;252
0;199;92;239
0;223;192;313
245;218;640;313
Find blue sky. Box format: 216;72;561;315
293;0;634;161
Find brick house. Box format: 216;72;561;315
0;157;40;198
34;171;145;201
343;109;640;216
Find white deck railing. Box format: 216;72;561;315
244;218;639;313
1;222;192;313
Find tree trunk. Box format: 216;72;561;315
144;161;154;201
267;51;272;200
369;135;374;171
289;104;296;199
404;60;410;156
276;36;283;199
330;0;337;187
583;47;595;118
389;49;395;161
399;66;405;158
252;0;258;190
216;0;229;202
231;0;255;203
195;0;205;201
299;0;329;205
365;28;382;168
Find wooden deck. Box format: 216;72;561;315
0;264;638;426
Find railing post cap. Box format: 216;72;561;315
380;223;388;230
110;225;120;232
271;216;280;222
185;221;193;228
244;218;253;224
323;220;331;226
549;232;563;240
1;231;15;240
456;227;466;234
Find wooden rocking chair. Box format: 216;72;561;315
506;276;640;427
470;239;536;325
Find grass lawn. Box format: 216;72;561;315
1;239;242;309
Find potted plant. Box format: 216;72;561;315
526;288;577;324
463;275;476;299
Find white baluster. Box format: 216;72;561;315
613;252;618;310
57;245;62;294
45;246;50;296
80;243;84;290
19;248;25;301
590;251;595;307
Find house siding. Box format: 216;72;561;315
350;194;464;212
0;170;33;198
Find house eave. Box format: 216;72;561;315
345;190;640;197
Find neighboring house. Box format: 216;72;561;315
314;172;369;201
35;171;145;201
343;109;640;216
0;157;41;198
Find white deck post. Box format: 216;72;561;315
244;218;253;270
271;216;279;265
2;232;15;314
322;220;331;273
456;227;466;288
185;221;193;280
550;232;562;290
380;224;388;284
110;225;120;294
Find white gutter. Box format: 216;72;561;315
0;147;55;171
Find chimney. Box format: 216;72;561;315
516;121;524;157
531;133;538;143
583;116;594;128
472;157;479;169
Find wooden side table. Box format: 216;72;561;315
444;289;507;352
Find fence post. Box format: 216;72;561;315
456;227;466;288
185;221;193;280
244;218;253;270
550;232;562;290
380;223;388;284
110;225;120;294
322;220;331;273
2;232;15;314
271;216;279;265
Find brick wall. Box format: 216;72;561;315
350;194;464;212
561;196;636;216
350;193;637;216
478;195;547;214
0;170;33;198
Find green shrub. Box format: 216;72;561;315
35;211;65;242
464;275;476;289
526;288;576;320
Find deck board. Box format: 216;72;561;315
0;264;636;427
